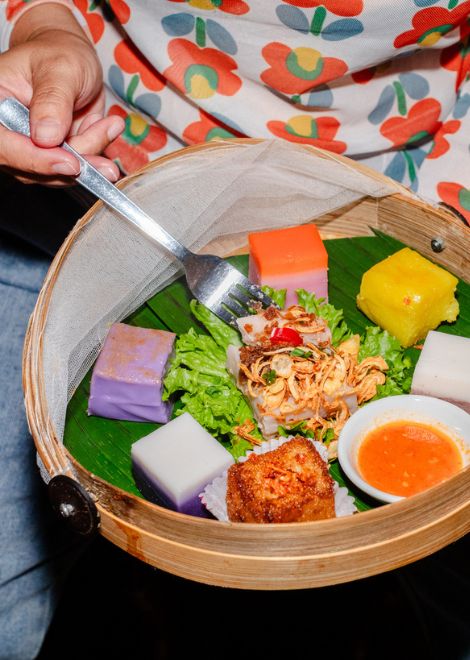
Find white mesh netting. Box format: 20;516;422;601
41;140;401;444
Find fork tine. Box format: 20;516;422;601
183;252;277;326
210;303;237;327
222;296;249;319
227;287;253;308
245;284;276;307
229;272;275;303
231;280;276;309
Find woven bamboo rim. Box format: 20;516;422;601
23;139;470;589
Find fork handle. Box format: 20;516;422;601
0;97;191;263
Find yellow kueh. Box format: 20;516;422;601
357;248;459;348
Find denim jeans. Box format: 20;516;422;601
0;178;88;659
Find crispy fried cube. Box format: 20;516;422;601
226;437;335;523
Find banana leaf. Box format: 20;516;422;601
64;232;470;510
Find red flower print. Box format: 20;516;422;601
114;39;165;92
164;39;241;99
261;43;348;95
73;0;105;43
381;99;439;147
282;0;363;18
437;182;470;224
427;119;460;159
104;105;167;174
380;98;460;159
5;0;25;21
183;110;245;144
168;0;249;15
107;0;130;24
441;40;470;91
394;3;470;49
267;114;346;154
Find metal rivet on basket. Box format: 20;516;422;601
48;475;100;537
431;237;445;253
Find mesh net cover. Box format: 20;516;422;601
40;140;401;448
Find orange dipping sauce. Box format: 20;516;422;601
358;420;463;497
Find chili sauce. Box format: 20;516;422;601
358;420;463;497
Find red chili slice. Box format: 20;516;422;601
270;327;302;346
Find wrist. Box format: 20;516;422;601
10;2;88;48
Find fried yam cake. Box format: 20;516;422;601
226;437;335;523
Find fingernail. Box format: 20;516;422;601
34;119;62;143
107;121;123;142
52;161;80;176
98;164;119;181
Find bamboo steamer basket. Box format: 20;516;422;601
24;139;470;590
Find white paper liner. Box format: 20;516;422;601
200;435;357;522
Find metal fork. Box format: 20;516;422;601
0;97;275;326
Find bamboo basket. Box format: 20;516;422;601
23;139;470;590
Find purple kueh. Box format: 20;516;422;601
88;323;176;423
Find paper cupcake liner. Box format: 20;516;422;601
200;436;357;522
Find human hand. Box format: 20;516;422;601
0;3;123;186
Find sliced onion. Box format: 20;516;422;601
344;391;358;415
226;345;241;379
303;326;332;346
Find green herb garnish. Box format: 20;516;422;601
318;427;335;446
263;369;277;384
290;348;313;358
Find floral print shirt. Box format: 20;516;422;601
2;0;470;222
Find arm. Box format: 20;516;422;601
0;1;123;184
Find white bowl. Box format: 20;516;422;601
337;395;470;503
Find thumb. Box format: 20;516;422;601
29;63;76;147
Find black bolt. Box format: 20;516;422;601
48;475;100;536
431;237;445;253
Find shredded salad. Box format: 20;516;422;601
163;291;415;460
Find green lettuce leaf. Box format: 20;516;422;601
277;420;314;439
228;436;254;461
189;299;241;350
261;285;287;309
359;326;414;398
178;384;251;437
163;365;224;399
359;325;402;363
166;328;228;380
375;378;405;399
295;289;352;346
163;317;260;458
